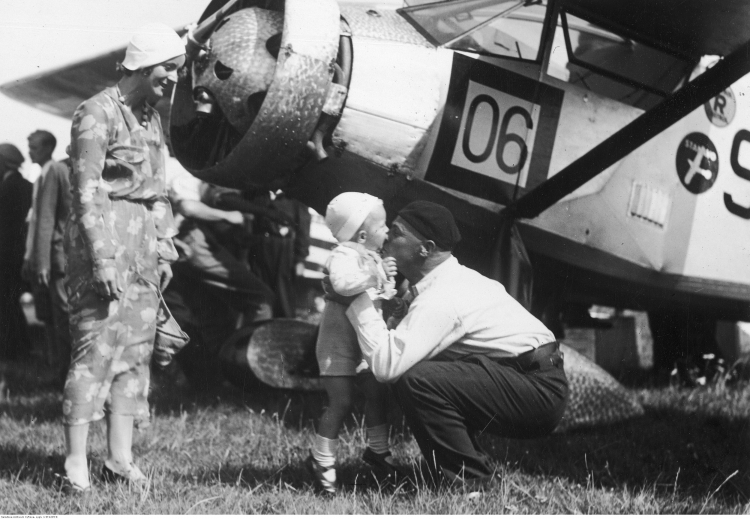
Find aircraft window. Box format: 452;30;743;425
547;12;694;110
399;0;546;61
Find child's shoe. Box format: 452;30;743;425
306;452;339;494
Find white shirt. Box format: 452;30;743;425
346;256;555;382
327;242;396;301
165;160;202;203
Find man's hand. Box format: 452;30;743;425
223;210;244;226
173;237;193;259
295;261;305;277
321;275;359;306
158;263;173;292
36;268;50;288
382;256;397;278
93;264;122;300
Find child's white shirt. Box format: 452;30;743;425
326;242;396;301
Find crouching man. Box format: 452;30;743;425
339;201;568;492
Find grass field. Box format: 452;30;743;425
1;357;749;515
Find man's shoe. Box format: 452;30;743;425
306;453;339;494
362;448;411;489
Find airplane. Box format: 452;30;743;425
4;0;750;392
167;0;750;382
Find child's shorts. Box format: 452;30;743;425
316;301;369;376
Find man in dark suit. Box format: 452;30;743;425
0;143;33;361
22;131;72;378
242;189;312;318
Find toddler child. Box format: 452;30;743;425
308;192;398;494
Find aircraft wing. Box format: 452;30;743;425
0;50;124;119
0;22;188;121
562;0;750;60
3;0;749;119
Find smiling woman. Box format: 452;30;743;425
60;22;186;493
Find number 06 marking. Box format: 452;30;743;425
461;95;533;175
498;106;533;174
427;54;564;204
461;95;498;164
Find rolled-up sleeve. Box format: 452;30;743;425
69;100;116;268
345;293;464;382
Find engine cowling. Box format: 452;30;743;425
170;0;341;190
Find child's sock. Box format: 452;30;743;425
312;434;338;468
366;424;390;454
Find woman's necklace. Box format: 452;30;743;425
115;85;151;128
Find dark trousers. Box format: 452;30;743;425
393;346;568;485
247;234;297;318
167;223;275;387
50;272;72;380
34;272;71;380
0;265;30;361
179;223;275;312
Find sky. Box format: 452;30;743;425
0;0;208;179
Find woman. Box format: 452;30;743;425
62;23;185;491
0;144;32;361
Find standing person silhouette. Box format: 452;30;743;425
0;144;32;361
22;130;72;382
308;192;398;493
61;23;185;492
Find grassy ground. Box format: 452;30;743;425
0;357;749;515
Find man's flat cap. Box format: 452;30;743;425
398;200;461;251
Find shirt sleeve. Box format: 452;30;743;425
345;292;465;382
69;99;116;268
328;248;380;296
166;165;202;204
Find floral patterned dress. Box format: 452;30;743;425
63;86;178;428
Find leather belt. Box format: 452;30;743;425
497;341;561;372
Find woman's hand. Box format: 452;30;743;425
158;263;173;292
93;264;122;300
382;256;397;278
36;268;50;288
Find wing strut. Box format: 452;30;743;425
507;38;750;219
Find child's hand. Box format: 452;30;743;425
382;256;397;278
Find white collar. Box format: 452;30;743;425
39;159;53;178
412;255;458;297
